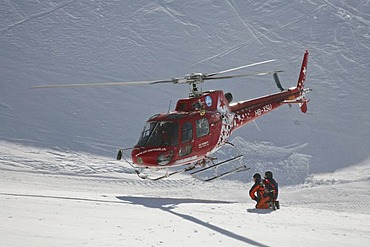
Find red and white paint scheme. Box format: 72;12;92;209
33;50;310;179
131;50;310;168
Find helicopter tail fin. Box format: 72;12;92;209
297;50;309;92
297;50;310;113
300;101;308;113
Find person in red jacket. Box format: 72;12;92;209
249;173;270;209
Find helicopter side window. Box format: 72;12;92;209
196;118;209;138
182;122;193;143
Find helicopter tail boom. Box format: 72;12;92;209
230;50;311;130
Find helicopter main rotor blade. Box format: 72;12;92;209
206;59;275;77
204;70;283;81
31;59;277;89
31;79;174;89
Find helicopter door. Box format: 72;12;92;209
179;121;193;157
194;117;211;152
195;118;210;138
209;112;222;146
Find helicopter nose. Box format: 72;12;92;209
132;149;174;167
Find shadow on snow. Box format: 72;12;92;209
117;196;269;247
0;192;269;246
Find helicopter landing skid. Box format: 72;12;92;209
190;155;243;176
134;155;249;182
134;164;197;181
190;155;251;182
200;164;251;182
118;148;249;181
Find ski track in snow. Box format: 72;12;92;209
193;2;326;66
1;0;78;34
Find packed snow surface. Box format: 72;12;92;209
1;0;370;246
1;142;370;246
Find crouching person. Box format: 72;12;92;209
249;173;270;209
263;171;280;210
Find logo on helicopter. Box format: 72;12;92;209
205;95;212;107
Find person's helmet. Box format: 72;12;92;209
265;171;273;179
253;173;261;180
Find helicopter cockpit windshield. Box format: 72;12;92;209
136;121;179;147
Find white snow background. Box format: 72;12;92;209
1;0;370;246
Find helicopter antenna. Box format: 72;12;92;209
167;100;172;113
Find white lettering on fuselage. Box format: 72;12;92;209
255;104;272;116
198;141;209;149
135;147;167;157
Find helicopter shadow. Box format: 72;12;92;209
116;196;234;208
116;196;269;247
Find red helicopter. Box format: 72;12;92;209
33;50;311;181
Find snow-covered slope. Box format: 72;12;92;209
1;142;369;246
1;0;369;175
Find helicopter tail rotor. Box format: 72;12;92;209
273;72;285;92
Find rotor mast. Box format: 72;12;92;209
171;72;205;97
